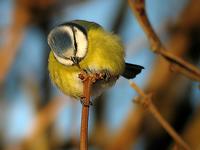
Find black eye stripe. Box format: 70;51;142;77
71;26;78;55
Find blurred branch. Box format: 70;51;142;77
107;1;200;149
130;82;191;150
22;96;67;149
111;0;127;33
128;0;200;82
90;94;109;148
182;107;200;150
0;6;30;83
105;107;144;150
134;0;200;148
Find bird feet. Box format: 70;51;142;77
78;69;112;82
80;96;93;107
100;69;111;81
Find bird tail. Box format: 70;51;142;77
121;63;144;79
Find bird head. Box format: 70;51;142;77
47;20;100;66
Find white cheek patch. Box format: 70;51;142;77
73;27;88;58
53;52;73;66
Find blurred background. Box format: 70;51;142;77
0;0;200;149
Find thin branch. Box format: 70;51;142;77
128;0;200;82
78;71;107;150
79;76;92;150
130;81;191;150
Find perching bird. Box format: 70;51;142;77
48;20;144;99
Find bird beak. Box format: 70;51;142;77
70;56;81;67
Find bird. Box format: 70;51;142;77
47;20;144;100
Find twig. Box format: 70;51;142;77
130;81;191;150
79;72;106;150
128;0;200;82
79;76;92;150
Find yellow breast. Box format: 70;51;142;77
48;52;83;98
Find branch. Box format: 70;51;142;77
79;75;92;150
182;107;200;150
78;71;107;150
130;81;191;150
128;0;200;82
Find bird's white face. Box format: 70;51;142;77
47;23;88;66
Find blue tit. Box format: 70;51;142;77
47;20;144;99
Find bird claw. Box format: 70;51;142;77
102;70;111;81
80;96;93;107
78;69;113;82
96;70;111;81
78;71;88;81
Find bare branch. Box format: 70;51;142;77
128;0;200;82
130;81;191;150
78;71;109;150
